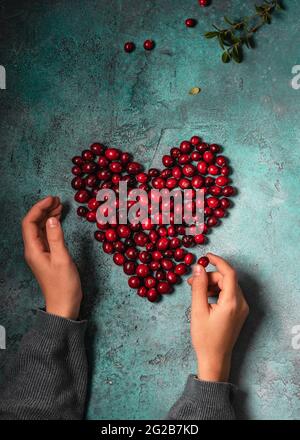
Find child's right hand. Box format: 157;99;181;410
22;196;83;320
188;253;249;383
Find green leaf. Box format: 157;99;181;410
222;51;231;63
223;16;234;25
204;31;219;39
232;46;242;63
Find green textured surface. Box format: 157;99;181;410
0;0;299;420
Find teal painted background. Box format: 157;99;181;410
0;0;299;420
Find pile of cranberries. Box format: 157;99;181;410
71;136;235;302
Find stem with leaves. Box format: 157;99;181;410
204;0;284;64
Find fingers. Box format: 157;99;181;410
191;264;209;316
45;217;68;257
207;253;238;301
188;271;223;293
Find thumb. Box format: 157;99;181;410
46;217;68;256
191;264;209;316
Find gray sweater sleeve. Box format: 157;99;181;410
0;310;88;420
167;374;237;420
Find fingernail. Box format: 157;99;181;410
48;217;58;228
193;264;203;276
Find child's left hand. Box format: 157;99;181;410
22;196;83;320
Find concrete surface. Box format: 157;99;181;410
0;0;299;419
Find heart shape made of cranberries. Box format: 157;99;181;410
71;136;235;302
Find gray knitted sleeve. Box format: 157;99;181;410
167;374;237;420
0;310;88;420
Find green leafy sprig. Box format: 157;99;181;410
204;0;284;64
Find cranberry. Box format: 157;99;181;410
152;177;165;189
170;237;181;249
196;142;209;153
146;242;155;251
128;276;141;289
145;276;156;289
156;270;166;281
198;256;209;267
209;185;222;196
182;164;196;177
167;225;177;236
179;178;191;189
150;261;160;271
136;264;150;278
149;168;160;177
222;185;235;196
197;161;207;174
144;39;155;50
216;156;227;166
105;229;118;242
194;233;205;244
113;253;125;266
90;143;105;155
221;166;230;176
157;237;169;251
117;225;131;238
216;176;229;187
190;151;201;161
207;197;220;209
77;206;88;217
137;286;148;298
204;206;213;216
184;253;195;266
166;271;178;284
158;226;167;237
149;230;159;243
157;281;171;294
161;259;174;271
162;155;174;168
220;198;231;209
72;176;85;190
123;261;136;275
174;263;188;275
109;161;123;173
120;152;131;163
139;251;151;263
185;18;197;27
75;190;90;203
97;170;111;181
127;162;142;174
94;230;105;242
182;235;195;248
147;288;159;302
214;208;225;218
178;154;191;164
105;148;120;161
210;144;221;153
190;135;201;146
208;164;220;175
136;172;149;183
205;176;215;187
114;241;126;253
161;169;172;179
203;151;215;164
86;175;98;187
174;248;185;261
97;156;109;168
170;147;181;158
124;42;135;53
166;177;178;189
207;216;218;227
134;232;148;247
103;241;114;254
82;150;94;161
198;0;209;6
180;141;192;153
172;166;182;179
191;175;204;189
72;156;84;166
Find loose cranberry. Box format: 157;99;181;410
134;232;148;247
82;162;97;174
191;175;204;189
203;151;215;164
128;276;141;289
150;261;160;271
182;164;196;177
166;271;178;284
157;237;169;251
210;144;221;153
185;18;197;27
174;248;185;261
214;208;225;218
222;185;235;196
199;0;209;6
194;233;206;244
190;151;201;161
207;216;218;227
144;39;155;50
205;176;215;187
175;263;188;275
105;148;120;161
170;237;181;249
162;155;174;168
157;226;167;237
120;152;131;163
216;176;229;187
117;225;131;238
207;197;220;209
166;177;178;189
97;156;109;168
179;178;191;189
105;228;118;242
124;237;135;247
161;259;174;271
221;166;230;176
216;156;227;166
137;286;148;298
149;168;160;177
147;288;159;302
103;241;114;254
97;170;111;181
136;172;149;183
82;150;94;161
220;198;231;209
165;250;174;258
136;264;150;278
77;206;88;217
157;281;171;294
145;276;156;289
208;164;220;175
94;230;105;242
204;206;213;216
124;42;135;53
149;230;159;243
123;261;137;275
109;161;123;173
72;165;82;176
178;154;191;164
146;242;155;251
209;185;222;196
114;241;126;253
172;166;182;179
156;270;166;281
71;176;85;190
184;253;195;265
127;162;142;174
139;251;151;263
197;161;207;174
75;190;90;203
182;235;195;248
152;177;165;189
90;143;105;155
190;135;201;146
167;225;177;236
86;175;98;187
113;253;125;266
180;141;192;153
170;147;181;158
196;142;209;153
198;256;209;267
161;169;172;179
72;156;84;166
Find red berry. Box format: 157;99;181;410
220;198;231;209
207;197;220;209
94;230;105;242
180;141;192;153
198;256;209;267
179;178;191;189
197;161;207;174
166;177;178;189
72;165;82;176
182;164;196;177
203;151;215;164
184;253;195;266
172;166;182;179
113;253;125;266
178;153;191;164
77;206;88;217
199;0;209;6
139;251;151;263
72;156;84;166
222;185;235;196
97;156;109;168
210;144;221;153
192;176;204;189
72;177;85;190
157;281;171;294
157;237;169;251
149;168;160;177
124;42;135;53
166;271;178;284
190;135;201;146
216;176;229;187
82;150;94;161
128;276;141;289
208;164;220;175
125;247;138;260
147;288;159;302
145;276;156;289
90;143;105;155
185;18;197;27
134;232;148;247
190;151;201;161
136;172;149;183
136;264;150;278
162;155;174;168
161;259;174;271
156;270;166;281
103;241;114;254
144;39;155;50
75;190;90;203
170;147;181;158
194;234;206;245
174;248;185;261
152;177;165;189
137;286;148;298
123;261;137;275
214;208;225;218
221;166;230;176
207;216;218;227
174;263;188;275
105;228;118;242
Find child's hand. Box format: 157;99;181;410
188;253;249;382
22;196;83;320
